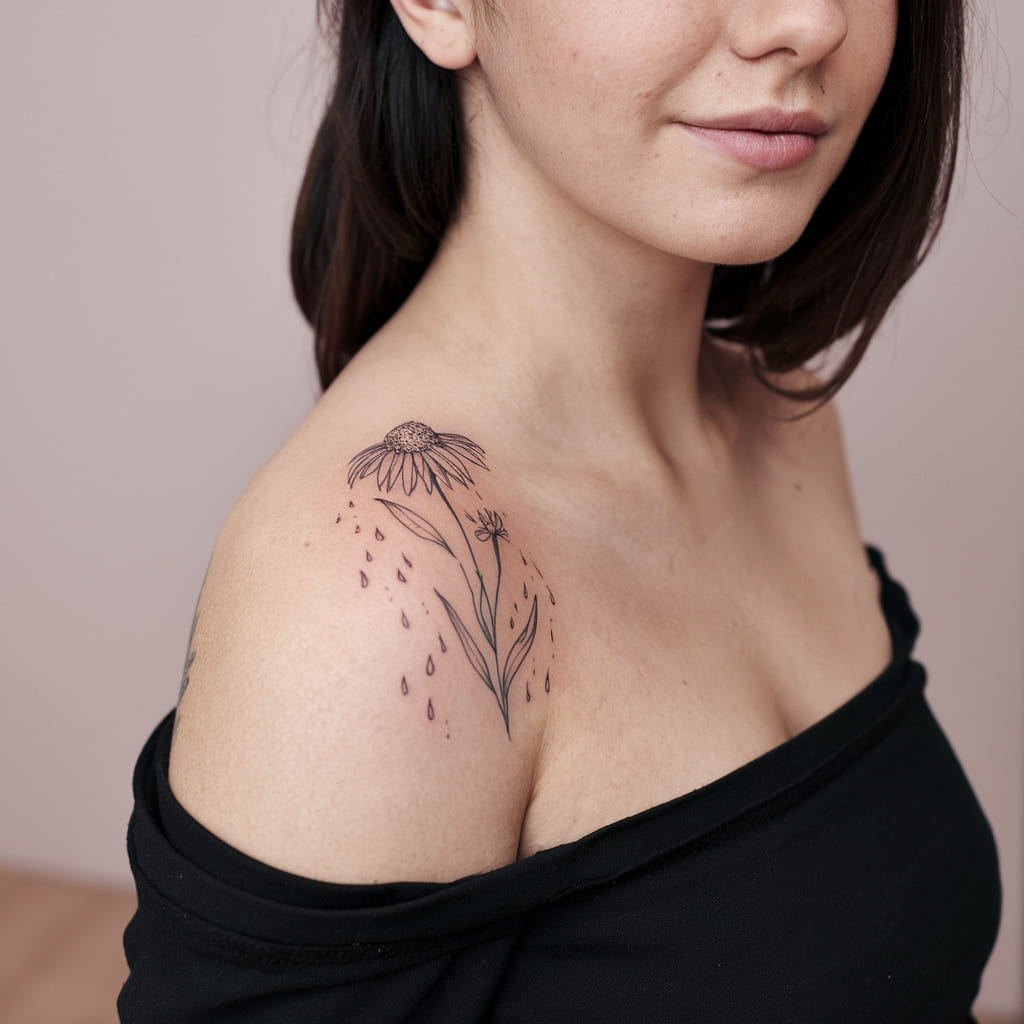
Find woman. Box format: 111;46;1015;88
120;0;1000;1019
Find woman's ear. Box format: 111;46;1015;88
389;0;477;70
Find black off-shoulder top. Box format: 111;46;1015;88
119;545;1001;1023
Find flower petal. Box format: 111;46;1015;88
391;453;411;493
377;452;399;492
428;449;474;488
411;453;434;493
424;453;455;490
437;433;488;468
401;453;419;496
347;444;387;488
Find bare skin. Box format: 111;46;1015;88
167;337;890;884
168;0;895;884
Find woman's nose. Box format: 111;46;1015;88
727;0;850;69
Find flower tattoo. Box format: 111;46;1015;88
347;421;487;496
470;509;509;544
346;422;550;738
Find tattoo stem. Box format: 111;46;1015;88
491;532;504;704
432;472;511;735
433;475;486;587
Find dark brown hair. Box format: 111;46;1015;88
291;0;966;407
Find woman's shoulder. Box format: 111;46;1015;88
168;392;545;886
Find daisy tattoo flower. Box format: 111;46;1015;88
347;421;487;496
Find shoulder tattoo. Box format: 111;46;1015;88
343;421;555;739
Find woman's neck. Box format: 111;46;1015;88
368;178;733;486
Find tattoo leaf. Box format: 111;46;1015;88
501;594;538;699
476;584;495;647
376;499;454;556
435;589;495;696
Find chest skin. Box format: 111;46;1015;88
510;366;892;858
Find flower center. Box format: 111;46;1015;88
384;421;439;453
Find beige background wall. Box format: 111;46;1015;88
1;2;1021;1014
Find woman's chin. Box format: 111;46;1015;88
637;214;814;269
697;229;808;268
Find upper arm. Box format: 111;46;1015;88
169;441;542;885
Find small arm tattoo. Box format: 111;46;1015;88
177;560;211;705
178;600;199;702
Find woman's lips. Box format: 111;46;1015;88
679;112;826;171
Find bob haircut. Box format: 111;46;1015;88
291;0;966;410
